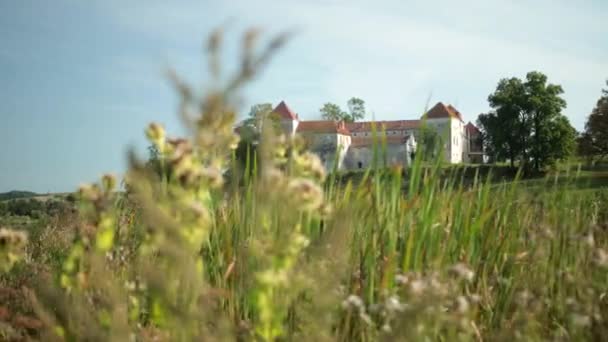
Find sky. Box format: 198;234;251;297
1;0;607;193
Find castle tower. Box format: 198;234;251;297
272;101;299;136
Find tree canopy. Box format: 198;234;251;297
241;103;274;137
320;97;366;122
477;71;576;171
579;80;608;162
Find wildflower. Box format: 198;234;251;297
201;166;224;188
167;138;192;157
571;314;591;327
469;294;481;304
342;295;364;309
197;129;215;149
78;183;101;202
101;173;117;192
386;295;405;312
146;122;166;148
1;228;28;272
394;274;409;285
228;133;240;150
359;312;373;326
295;152;326;182
516;290;532;306
263;167;285;186
448;263;475;282
0;228;27;248
583;232;595;248
287;178;324;211
170;151;195;179
409;279;427;295
593;248;608;268
257;268;289;287
454;296;470;313
178;169;202;187
318;202;333;217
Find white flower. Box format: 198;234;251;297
448;263;475;282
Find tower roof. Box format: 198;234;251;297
424;102;464;122
273;101;299;120
466;121;480;134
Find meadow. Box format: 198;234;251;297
1;31;607;341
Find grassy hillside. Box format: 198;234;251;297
0;190;37;201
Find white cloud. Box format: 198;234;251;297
95;0;608;129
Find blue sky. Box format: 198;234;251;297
1;0;607;193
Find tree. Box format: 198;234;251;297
478;71;575;171
320;103;345;121
320;98;366;122
523;71;568;170
579;80;608;162
478;77;528;168
241;103;274;137
234;103;280;172
346;97;365;122
545;115;577;164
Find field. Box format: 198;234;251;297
1;38;608;341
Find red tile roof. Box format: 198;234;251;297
466;121;480;135
297;120;351;135
346;120;420;133
273;101;299;120
425;102;464;122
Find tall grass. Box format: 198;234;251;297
1;30;607;341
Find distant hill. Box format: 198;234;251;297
0;191;38;201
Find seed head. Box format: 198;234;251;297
593;248;608;268
454;296;470;313
409;279;427;295
395;274;409;285
287;178;324;211
571;314;591;327
0;228;28;249
101;174;117;192
201;166;224;189
146;122;166;146
342;295;364;309
295;152;326;182
448;263;475;282
79;183;101;202
228;133;240;150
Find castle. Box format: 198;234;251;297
245;101;483;170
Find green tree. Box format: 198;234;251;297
579;80;608;162
235;103;279;172
320;102;345;121
320;98;366;122
478;77;528;168
478;72;574;171
242;103;274;137
346;97;365;122
524;71;568;170
545;115;577;164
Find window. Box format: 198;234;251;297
358;161;363;169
